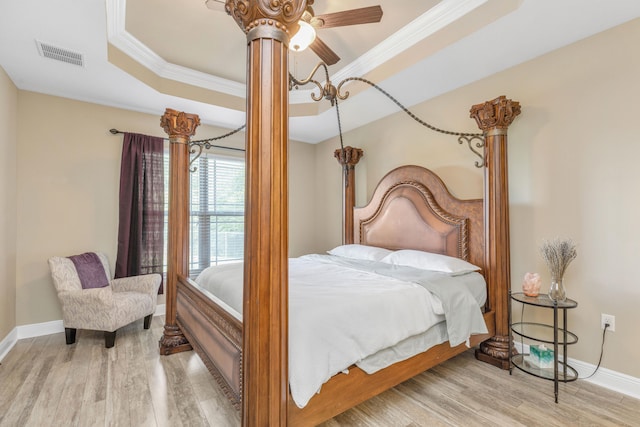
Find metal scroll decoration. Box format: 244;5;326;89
290;62;348;156
457;135;486;168
188;124;246;172
291;66;487;168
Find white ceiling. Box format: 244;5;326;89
2;0;640;143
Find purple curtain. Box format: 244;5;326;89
115;132;165;293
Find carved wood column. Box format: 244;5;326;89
159;108;200;355
335;147;364;244
470;96;520;369
226;1;307;425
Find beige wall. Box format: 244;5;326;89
289;140;318;256
314;18;640;378
0;66;18;339
14;92;316;326
6;17;640;381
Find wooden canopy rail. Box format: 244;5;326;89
157;1;520;426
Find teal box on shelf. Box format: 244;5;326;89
530;344;554;369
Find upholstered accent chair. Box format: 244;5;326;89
48;252;161;348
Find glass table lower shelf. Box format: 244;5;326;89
512;322;578;345
511;354;578;382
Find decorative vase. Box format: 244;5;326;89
548;277;566;302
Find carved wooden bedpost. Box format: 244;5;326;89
335;147;364;244
226;1;307;425
470;96;520;369
159;108;200;355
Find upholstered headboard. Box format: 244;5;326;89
353;165;485;272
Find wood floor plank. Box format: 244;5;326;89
0;337;38;424
199;396;242;427
184;358;240;426
105;328;132;427
0;335;59;427
77;400;107;427
126;324;158;427
1;316;639;427
169;352;209;426
346;393;430;427
52;330;97;426
379;388;451;427
23;333;76;427
146;356;184;427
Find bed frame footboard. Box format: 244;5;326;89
288;310;496;426
176;276;243;408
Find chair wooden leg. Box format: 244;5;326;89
65;328;76;345
105;331;116;348
144;314;152;329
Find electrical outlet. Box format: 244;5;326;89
601;313;615;332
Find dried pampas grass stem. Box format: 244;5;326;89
540;238;577;281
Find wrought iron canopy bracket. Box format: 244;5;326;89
458;134;487;168
290;64;487;168
187;125;247;172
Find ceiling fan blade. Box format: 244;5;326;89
313;6;383;29
309;37;340;66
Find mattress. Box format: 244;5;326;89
194;254;487;408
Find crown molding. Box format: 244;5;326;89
105;0;484;108
106;0;246;98
332;0;488;82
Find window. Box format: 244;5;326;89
163;149;245;278
189;155;245;276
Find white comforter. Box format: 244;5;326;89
195;254;487;408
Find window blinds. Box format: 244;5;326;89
163;148;246;278
189;155;245;276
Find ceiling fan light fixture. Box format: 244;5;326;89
290;21;316;52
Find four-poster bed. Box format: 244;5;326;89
157;1;520;426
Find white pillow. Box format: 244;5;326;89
327;244;392;262
380;249;481;274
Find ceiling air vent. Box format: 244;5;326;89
36;40;84;67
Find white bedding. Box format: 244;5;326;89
195;254;487;408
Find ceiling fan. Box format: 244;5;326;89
205;0;383;66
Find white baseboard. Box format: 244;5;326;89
18;320;64;339
0;327;18;362
513;342;640;400
0;303;166;363
155;303;166;316
567;357;640;400
0;322;63;362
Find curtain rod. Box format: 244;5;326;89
109;128;246;153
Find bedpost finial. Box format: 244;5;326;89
334;146;364;168
470;96;521;132
160;108;200;140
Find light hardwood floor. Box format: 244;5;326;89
1;316;638;427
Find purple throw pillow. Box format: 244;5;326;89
68;252;110;289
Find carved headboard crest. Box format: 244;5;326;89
356;179;470;260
